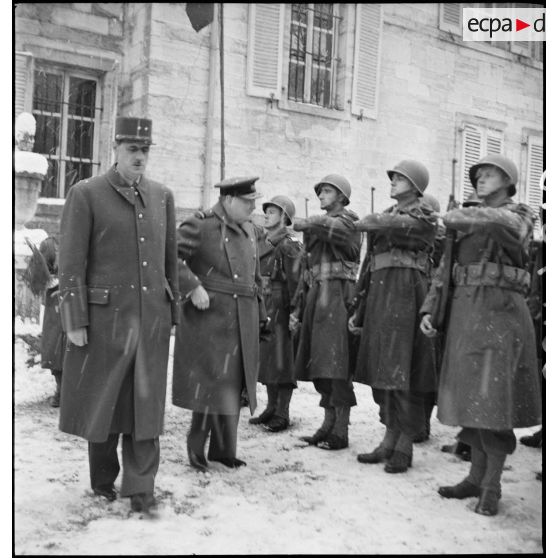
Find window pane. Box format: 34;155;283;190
68;77;97;118
33;114;60;156
311;66;331;107
66;118;94;159
292;3;308;25
313;4;333;29
313;29;332;64
288;63;305;102
33;71;62;113
65;161;92;192
40;159;59;198
289;21;307;60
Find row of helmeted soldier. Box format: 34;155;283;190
31;116;542;516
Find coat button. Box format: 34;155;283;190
225;237;229;242
138;213;144;219
233;294;238;299
140;237;145;242
142;261;148;267
142;286;147;291
233;274;238;279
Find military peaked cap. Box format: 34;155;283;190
115;117;154;145
215;176;262;199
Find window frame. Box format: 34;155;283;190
32;65;102;198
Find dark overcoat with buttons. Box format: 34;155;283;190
421;200;542;429
172;201;266;415
58;166;179;443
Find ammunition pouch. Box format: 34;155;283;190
453;262;530;294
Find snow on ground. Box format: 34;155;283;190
14;333;543;555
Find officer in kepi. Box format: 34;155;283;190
420;154;542;516
58;116;179;513
172;177;268;472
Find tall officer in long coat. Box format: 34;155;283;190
58;117;179;513
349;160;438;474
290;175;361;450
173;177;267;472
248;195;303;432
420;154;542;516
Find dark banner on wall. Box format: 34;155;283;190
186;3;214;32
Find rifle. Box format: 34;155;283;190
430;229;456;331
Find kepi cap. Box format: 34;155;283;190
115;116;154;145
215;176;262;199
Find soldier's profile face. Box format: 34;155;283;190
226;195;256;223
390;172;415;199
317;184;342;211
475;165;508;198
264;205;282;229
115;141;150;184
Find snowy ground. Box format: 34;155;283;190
14;328;543;555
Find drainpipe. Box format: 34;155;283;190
202;4;219;209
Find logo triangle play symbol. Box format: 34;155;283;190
516;18;530;31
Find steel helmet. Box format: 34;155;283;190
387;160;429;195
421;193;440;213
462;190;482;207
468;154;518;196
314;174;351;205
262;195;296;225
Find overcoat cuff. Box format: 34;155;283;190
58;285;89;332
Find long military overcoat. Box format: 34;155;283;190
172;202;266;415
58;166;179;443
257;226;303;386
421;200;542;430
40;283;65;371
293;208;361;381
353;198;438;392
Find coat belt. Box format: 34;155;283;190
310;261;358;282
371;250;430;274
201;276;258;297
453;262;530;294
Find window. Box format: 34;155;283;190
439;3;461;33
460;124;503;202
287;4;340;108
525;135;543;237
32;67;101;198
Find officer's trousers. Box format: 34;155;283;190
88;434;160;497
189;411;240;460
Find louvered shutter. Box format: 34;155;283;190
461;125;482;202
439;4;461;32
246;3;284;98
526;136;544;237
351;3;382;119
486;129;503;155
15;51;34;116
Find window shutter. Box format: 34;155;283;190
246;3;284;99
526;136;544;236
351;3;382;119
460;125;482;202
15;51;34;116
439;4;461;32
486;129;503;155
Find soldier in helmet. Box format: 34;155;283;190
349;160;438;474
290;174;361;450
248;195;303;432
420;154;542;515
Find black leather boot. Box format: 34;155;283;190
318;407;350;450
438;480;481;499
300;407;335;445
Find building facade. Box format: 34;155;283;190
15;3;544;235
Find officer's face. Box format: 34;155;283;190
226;195;256;223
318;184;343;211
264;206;282;229
475;165;509;198
114;141;150;184
390;172;415;199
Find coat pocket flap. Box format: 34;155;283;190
87;287;110;305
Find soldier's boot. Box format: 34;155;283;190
475;451;505;516
357;428;399;464
317;407;350;450
384;432;413;473
49;371;62;408
187;412;210;473
249;384;278;425
520;428;543;448
264;386;293;432
300;407;335;445
439;445;485;499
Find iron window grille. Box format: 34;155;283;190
288;3;341;108
32;67;101;198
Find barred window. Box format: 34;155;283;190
287;4;340;108
32;67;101;198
